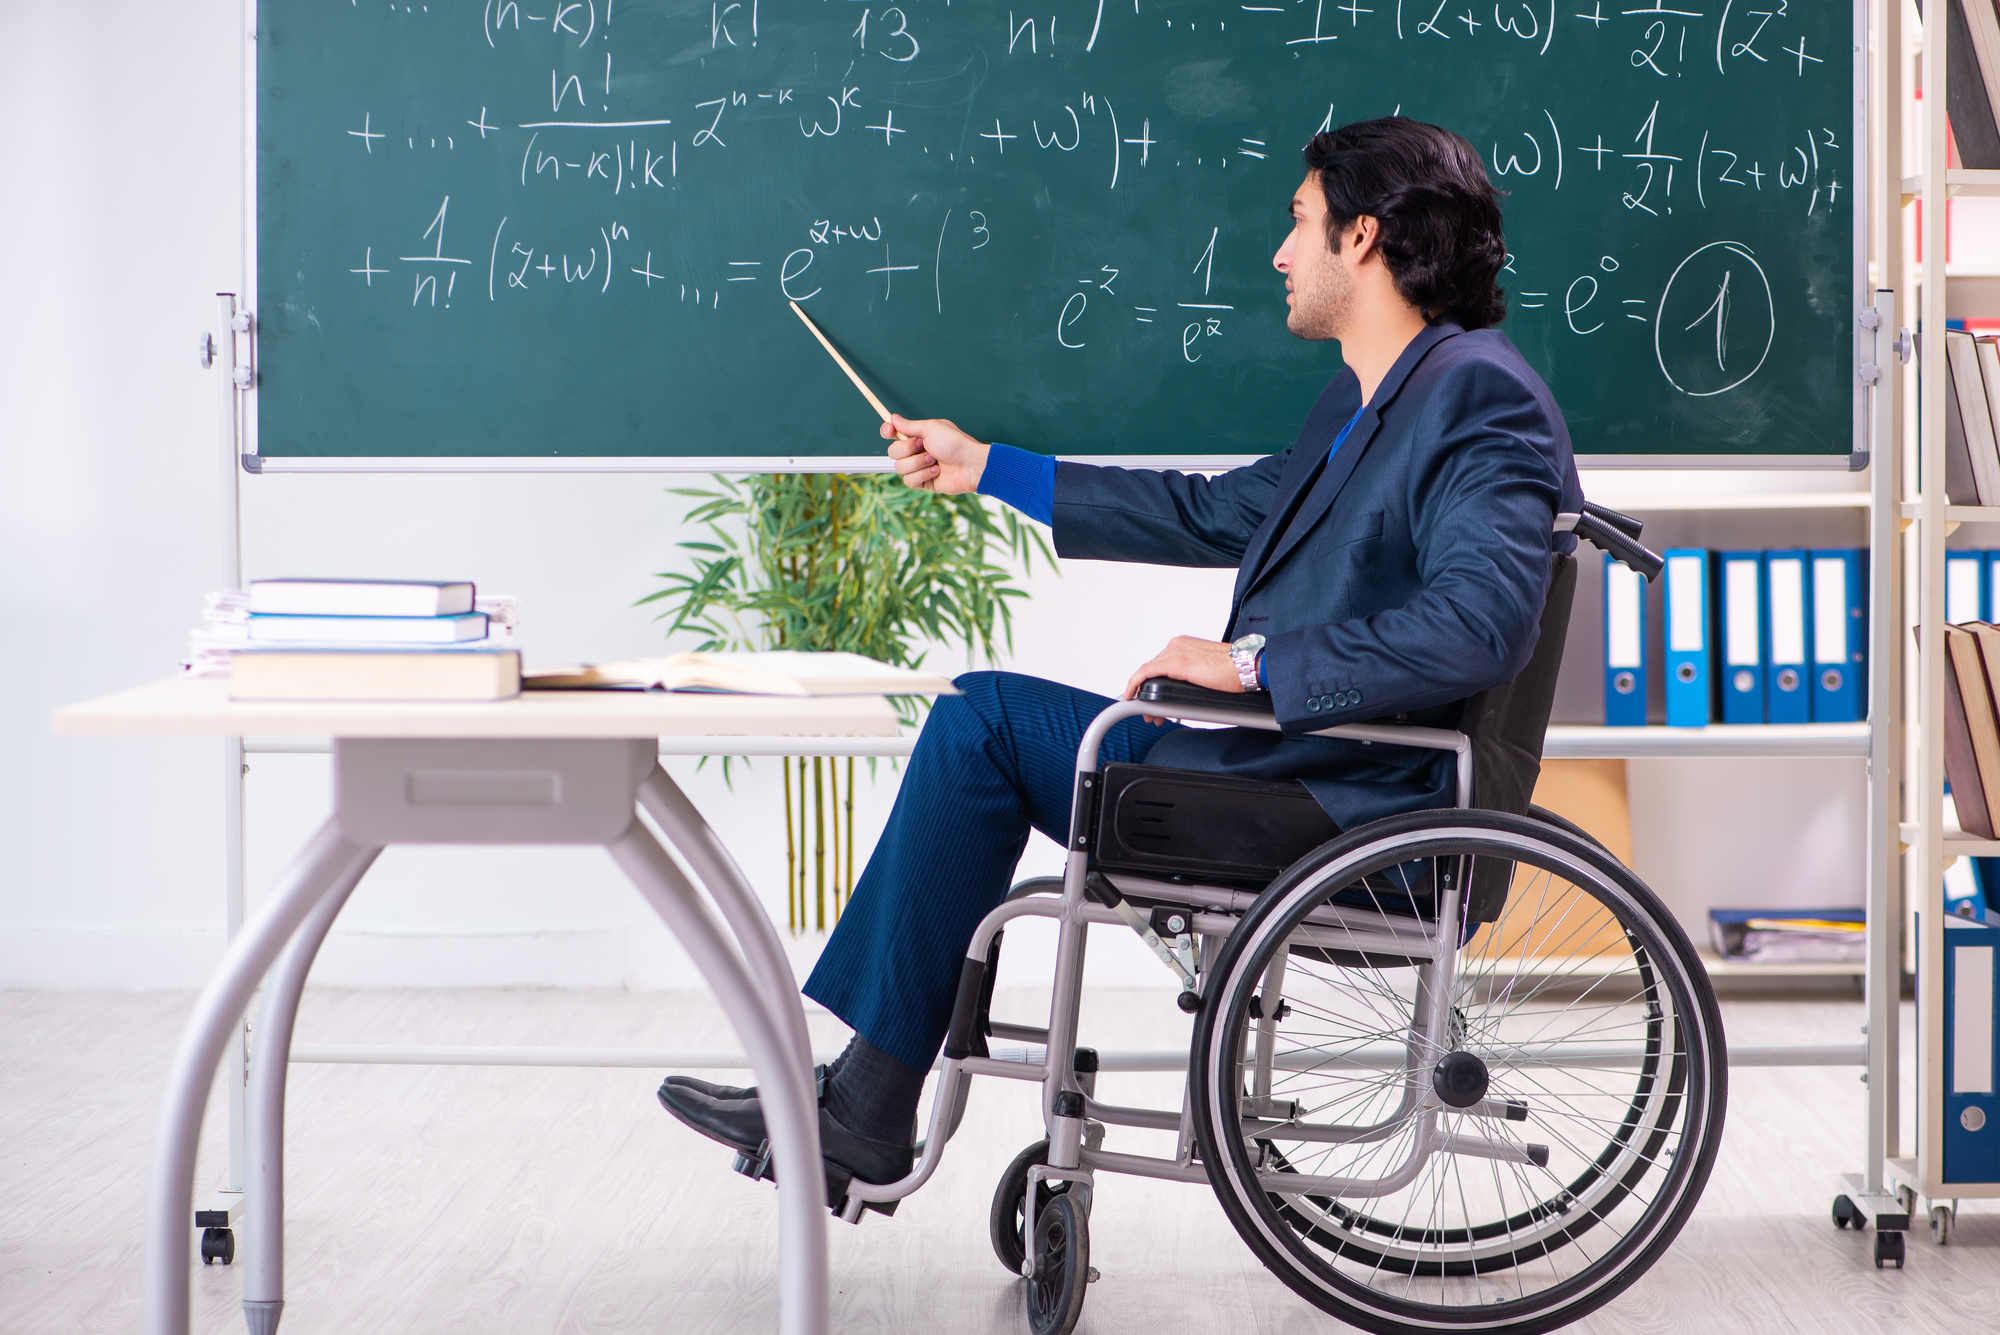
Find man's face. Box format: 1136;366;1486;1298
1274;175;1354;341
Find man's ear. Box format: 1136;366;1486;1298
1345;215;1383;265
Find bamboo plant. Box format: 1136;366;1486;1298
639;472;1052;933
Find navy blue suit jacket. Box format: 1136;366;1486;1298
1051;322;1585;829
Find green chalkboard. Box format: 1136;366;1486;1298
253;0;1860;465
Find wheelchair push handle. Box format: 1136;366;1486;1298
1580;500;1645;539
1558;505;1664;583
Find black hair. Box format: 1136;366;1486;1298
1303;118;1507;330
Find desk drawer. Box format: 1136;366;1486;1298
334;738;655;845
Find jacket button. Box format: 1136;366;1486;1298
1335;691;1349;707
1307;697;1321;713
1320;695;1334;709
1351;690;1362;705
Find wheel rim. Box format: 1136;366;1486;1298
1193;815;1726;1331
1026;1196;1078;1332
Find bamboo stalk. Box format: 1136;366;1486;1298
813;756;827;931
844;756;856;909
792;759;800;927
828;757;841;921
783;757;796;933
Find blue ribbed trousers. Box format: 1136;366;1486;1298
802;671;1180;1071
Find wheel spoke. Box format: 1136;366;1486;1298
1192;820;1721;1328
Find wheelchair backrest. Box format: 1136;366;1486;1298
1459;552;1578;923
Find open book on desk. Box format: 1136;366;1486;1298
523;650;958;697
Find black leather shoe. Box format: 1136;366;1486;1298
657;1084;914;1212
738;1105;916;1217
657;1062;828;1115
659;1074;757;1104
656;1082;769;1154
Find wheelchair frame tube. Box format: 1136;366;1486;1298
858;699;1479;1209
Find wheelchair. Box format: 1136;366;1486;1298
824;505;1726;1335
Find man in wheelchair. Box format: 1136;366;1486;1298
660;117;1584;1200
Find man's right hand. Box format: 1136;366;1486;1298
884;415;990;494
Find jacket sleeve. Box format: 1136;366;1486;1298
1261;358;1566;731
1048;451;1291;568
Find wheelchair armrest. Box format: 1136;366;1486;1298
1135;677;1277;719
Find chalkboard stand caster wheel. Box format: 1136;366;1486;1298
1929;1203;1956;1246
1873;1229;1905;1269
1023;1193;1089;1335
199;1226;235;1266
1831;1194;1857;1229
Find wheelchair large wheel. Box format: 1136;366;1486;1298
1190;808;1726;1335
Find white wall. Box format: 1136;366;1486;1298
0;0;1869;992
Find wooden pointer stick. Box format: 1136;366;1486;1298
788;300;912;439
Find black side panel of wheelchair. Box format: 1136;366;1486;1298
1090;764;1340;887
1459;552;1578;923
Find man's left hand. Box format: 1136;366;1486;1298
1123;636;1244;711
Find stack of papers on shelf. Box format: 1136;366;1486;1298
181;580;523;701
524;650;957;697
1708;908;1865;963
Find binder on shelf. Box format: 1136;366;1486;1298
1717;551;1767;725
1985;550;2000;627
1942;915;1999;1185
1948;549;1986;624
1603;553;1647;726
1810;549;1868;723
1663;549;1712;728
1764;551;1812;724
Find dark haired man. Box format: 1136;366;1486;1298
659;117;1585;1192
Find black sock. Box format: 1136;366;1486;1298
822;1036;925;1146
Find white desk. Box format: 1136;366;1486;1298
55;676;904;1335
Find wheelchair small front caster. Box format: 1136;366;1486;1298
200;1226;235;1266
1873;1229;1905;1269
1023;1193;1089;1335
990;1141;1069;1278
1831;1194;1856;1229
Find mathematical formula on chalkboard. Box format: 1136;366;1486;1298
253;0;1859;462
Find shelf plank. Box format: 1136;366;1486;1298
1899;168;2000;201
1901;502;2000;524
1898;823;2000;857
1694;945;1864;979
1886;1156;2000;1201
1580;492;1868;513
1543;722;1869;760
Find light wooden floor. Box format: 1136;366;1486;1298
2;987;1994;1334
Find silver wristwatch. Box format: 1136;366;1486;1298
1229;633;1267;692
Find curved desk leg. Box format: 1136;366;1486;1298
637;766;813;1071
144;821;378;1335
607;818;828;1335
242;846;379;1335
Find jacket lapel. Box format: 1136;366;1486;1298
1236;323;1462;605
1227;439;1339;610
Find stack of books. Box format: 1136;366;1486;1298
185;580;523;701
1708;908;1865;964
1930;620;2000;837
1941;329;2000;506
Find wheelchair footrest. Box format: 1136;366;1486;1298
729;1139;901;1220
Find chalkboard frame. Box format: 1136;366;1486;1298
236;1;1873;474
